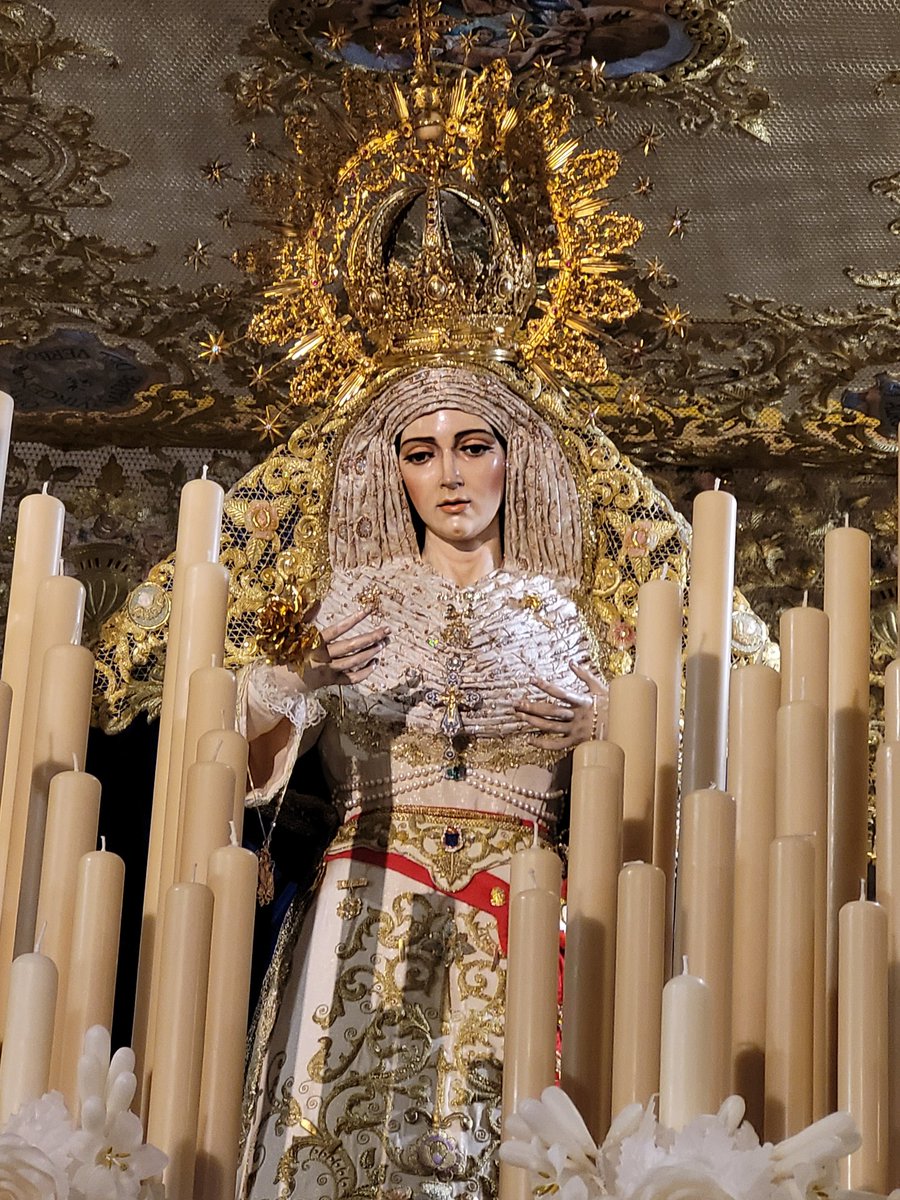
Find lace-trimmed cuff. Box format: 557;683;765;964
237;660;326;806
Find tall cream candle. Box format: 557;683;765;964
673;787;736;1106
560;739;623;1140
58;845;124;1112
837;887;889;1193
13;643;94;959
824;523;871;1114
173;665;236;872
885;660;900;744
500;839;561;1200
610;861;665;1114
727;663;779;1131
779;603;828;709
135;558;228;1111
607;674;657;863
34;770;102;1086
765;835;815;1141
0;949;58;1123
682;486;736;796
195;839;257;1200
0;570;83;1020
775;700;828;1118
634;574;682;974
874;740;900;1182
176;760;235;885
196;729;249;841
658;961;715;1130
134;471;223;1096
0;392;14;521
146;881;214;1200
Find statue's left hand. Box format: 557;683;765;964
513;661;608;748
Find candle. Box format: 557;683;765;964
0;392;14;521
195;839;257;1200
0;569;82;1024
146;881;214;1200
765;835;815;1140
0;949;58;1122
607;674;657;863
775;700;828;1117
136;557;228;1108
33;770;102;1086
610;861;665;1114
837;887;889;1192
779;601;828;709
0;488;65;782
682;486;736;796
885;660;900;744
874;740;900;1180
500;836;561;1200
176;760;235;885
727;663;778;1130
658;961;715;1130
196;729;249;841
135;472;223;1096
12;643;94;961
57;844;124;1111
673;787;736;1106
174;666;236;872
634;575;682;974
824;523;870;1114
560;739;623;1140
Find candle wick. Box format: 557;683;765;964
532;820;538;848
201;463;209;480
661;563;669;581
34;921;47;955
192;863;198;883
100;835;106;852
528;867;538;888
713;477;721;491
210;654;217;668
802;589;809;608
229;820;238;847
859;877;866;901
41;480;49;495
843;512;850;528
681;954;690;976
213;736;224;762
71;753;78;771
57;557;64;577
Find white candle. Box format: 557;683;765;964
0;949;58;1122
659;960;715;1130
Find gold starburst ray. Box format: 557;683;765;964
546;138;580;172
571;197;610;220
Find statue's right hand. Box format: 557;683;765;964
300;608;388;691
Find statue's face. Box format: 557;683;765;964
397;408;506;548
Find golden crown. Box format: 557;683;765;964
237;46;642;420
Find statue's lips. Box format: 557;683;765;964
437;500;470;512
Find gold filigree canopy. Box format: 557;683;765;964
245;57;642;412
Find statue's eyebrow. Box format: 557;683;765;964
398;427;495;448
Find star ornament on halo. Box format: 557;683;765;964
254;404;288;443
198;331;230;361
659;302;690;338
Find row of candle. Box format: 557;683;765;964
501;485;898;1197
0;394;260;1198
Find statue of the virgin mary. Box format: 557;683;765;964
94;55;694;1200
